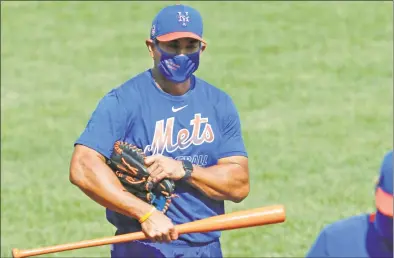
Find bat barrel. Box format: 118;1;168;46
11;205;286;258
176;204;286;234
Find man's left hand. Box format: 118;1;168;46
145;155;185;184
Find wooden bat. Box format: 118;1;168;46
12;204;285;258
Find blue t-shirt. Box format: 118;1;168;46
306;214;393;258
75;69;247;244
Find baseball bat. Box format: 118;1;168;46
12;204;285;258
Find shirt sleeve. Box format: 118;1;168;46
217;95;248;159
74;89;131;159
306;229;329;258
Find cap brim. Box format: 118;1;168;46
376;187;393;217
156;32;206;44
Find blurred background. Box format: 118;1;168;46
1;1;392;257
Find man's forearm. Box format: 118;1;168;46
185;163;249;203
70;151;153;220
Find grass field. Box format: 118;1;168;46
1;1;392;257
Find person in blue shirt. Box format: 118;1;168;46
69;4;250;258
306;150;393;258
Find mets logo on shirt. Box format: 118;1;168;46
144;113;214;155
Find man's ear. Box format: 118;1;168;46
145;39;154;58
200;43;207;53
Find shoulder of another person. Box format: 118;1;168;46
323;214;370;237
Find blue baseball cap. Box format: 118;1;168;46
149;4;206;44
375;150;393;217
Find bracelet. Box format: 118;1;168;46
138;207;156;224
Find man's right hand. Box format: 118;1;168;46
141;210;179;243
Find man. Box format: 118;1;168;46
69;4;250;258
306;150;393;258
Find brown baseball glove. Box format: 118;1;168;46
106;141;176;213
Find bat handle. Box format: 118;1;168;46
12;248;21;258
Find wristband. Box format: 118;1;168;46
138;207;156;224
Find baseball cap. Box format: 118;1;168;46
375;150;393;217
150;4;206;44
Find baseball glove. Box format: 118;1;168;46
106;141;176;214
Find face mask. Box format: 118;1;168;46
155;43;201;83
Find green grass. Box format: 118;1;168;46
1;1;392;257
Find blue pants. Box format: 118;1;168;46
111;239;223;258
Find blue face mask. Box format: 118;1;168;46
155;43;201;83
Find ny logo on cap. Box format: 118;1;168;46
151;25;156;37
177;12;190;26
